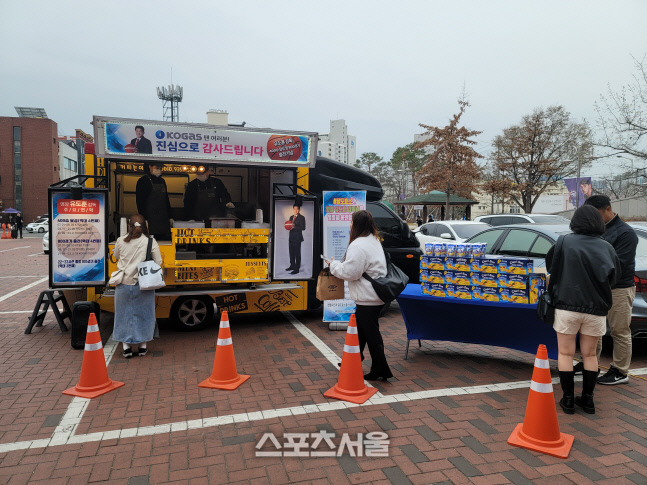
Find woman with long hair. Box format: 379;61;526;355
329;210;393;381
547;205;620;414
113;214;163;358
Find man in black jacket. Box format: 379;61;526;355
131;125;153;154
286;204;306;275
584;195;638;385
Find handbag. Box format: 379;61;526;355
137;237;165;291
536;235;565;324
362;249;409;304
108;269;124;286
316;267;345;300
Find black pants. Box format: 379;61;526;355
355;304;393;378
18;227;22;238
288;240;302;270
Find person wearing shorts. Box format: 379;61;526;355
546;205;620;415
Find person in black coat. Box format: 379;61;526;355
183;166;233;223
584;195;638;386
546;205;620;415
136;163;171;240
131;125;153;154
15;213;23;239
286;204;306;274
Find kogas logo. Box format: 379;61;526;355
154;130;203;141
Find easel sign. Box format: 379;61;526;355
48;187;108;288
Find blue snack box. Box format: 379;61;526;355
427;270;445;284
472;285;482;300
508;288;530;304
500;257;533;275
420;270;430;282
470;272;482;286
428;257;445;271
480;272;499;288
443;270;455;284
471;243;487;258
429;283;447;297
497;273;508;288
498;288;511;303
433;243;447;257
420;256;428;270
507;273;528;290
424;243;434;256
454;284;473;300
480;287;500;302
445;284;457;298
453;257;471;272
455;243;468;257
480;257;499;274
453;271;471;286
529;273;547;304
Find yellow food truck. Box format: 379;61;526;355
83;116;323;330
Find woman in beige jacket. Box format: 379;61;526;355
113;214;163;358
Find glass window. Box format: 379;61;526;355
13;126;21;140
634;229;647;258
437;224;454;239
498;229;539;256
466;229;506;252
367;203;400;235
452;223;492;239
527;215;570;224
529;236;554;257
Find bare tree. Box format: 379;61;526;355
415;99;483;218
491;105;592;212
480;162;513;214
389;143;426;200
595;54;647;160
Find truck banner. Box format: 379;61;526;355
322;191;366;322
94;116;317;168
49;188;108;287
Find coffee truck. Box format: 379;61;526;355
81;116;420;330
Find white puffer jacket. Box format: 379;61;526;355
329;234;387;306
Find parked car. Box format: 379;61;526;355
474;213;570;226
465;223;647;338
26;220;49;233
42;230;49;254
413;221;491;246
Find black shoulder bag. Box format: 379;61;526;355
536;235;565;324
362;248;409;304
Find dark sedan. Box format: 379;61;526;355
466;223;647;338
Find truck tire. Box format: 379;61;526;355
171;296;214;331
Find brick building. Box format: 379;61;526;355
0;116;59;223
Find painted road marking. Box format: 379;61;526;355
0;276;44;279
0;311;33;314
28;252;44;257
0;276;48;303
2;311;646;453
0;246;31;253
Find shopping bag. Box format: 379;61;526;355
362;249;409;304
316;267;344;300
137;237;165;291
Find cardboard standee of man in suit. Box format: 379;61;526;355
286;204;306;275
131;125;153;154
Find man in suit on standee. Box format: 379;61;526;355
286;204;306;275
131;125;153;154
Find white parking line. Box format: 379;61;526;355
28;252;44;257
0;311;33;314
0;276;48;303
0;246;31;253
0;276;43;279
2;310;646;454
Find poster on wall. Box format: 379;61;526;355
49;188;108;288
273;197;315;280
322;191;367;322
563;177;592;208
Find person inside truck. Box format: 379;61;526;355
131;125;152;154
136;162;172;240
286;203;306;274
183;165;234;224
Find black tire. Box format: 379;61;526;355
170;295;215;331
38;227;45;233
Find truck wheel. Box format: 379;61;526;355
171;296;214;331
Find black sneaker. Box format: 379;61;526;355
597;366;628;385
573;361;584;375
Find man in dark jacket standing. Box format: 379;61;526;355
286;204;306;275
584;195;638;385
15;213;23;239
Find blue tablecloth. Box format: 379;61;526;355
396;284;558;360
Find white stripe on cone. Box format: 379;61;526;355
85;342;103;351
87;324;99;333
343;344;360;354
217;337;233;346
346;326;358;334
534;358;550;369
220;320;230;328
530;381;553;393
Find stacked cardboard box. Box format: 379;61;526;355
420;242;546;304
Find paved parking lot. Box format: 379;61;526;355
1;237;647;484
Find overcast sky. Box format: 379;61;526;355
1;1;645;176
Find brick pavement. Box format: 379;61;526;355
1;236;647;484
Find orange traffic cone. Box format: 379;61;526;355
199;311;250;390
63;313;124;398
324;314;378;404
1;224;8;239
508;344;574;458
